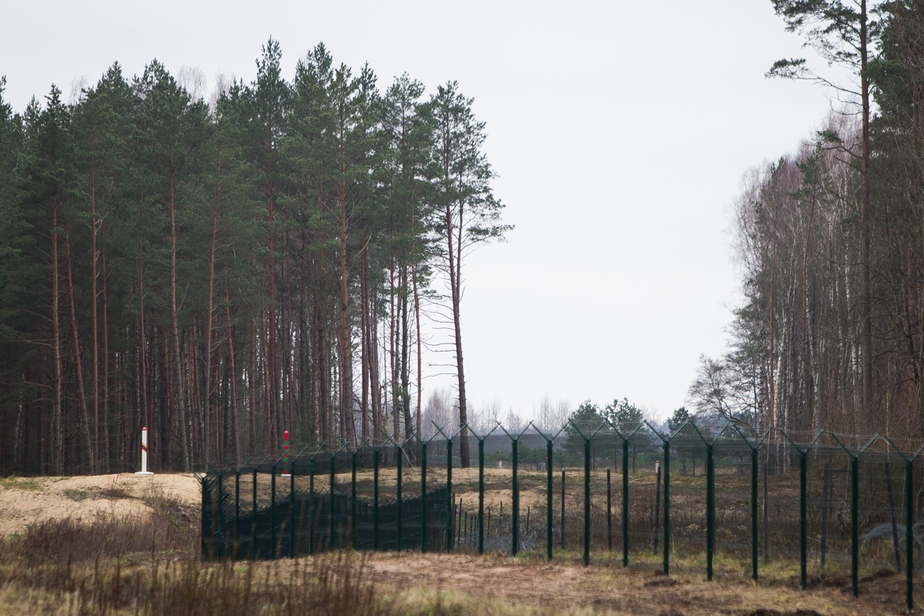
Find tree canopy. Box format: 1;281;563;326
0;41;510;475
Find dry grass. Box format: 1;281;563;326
3;473;922;615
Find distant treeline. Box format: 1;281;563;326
0;39;509;475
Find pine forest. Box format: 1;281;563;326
0;40;509;474
4;2;924;477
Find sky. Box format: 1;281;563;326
1;1;856;422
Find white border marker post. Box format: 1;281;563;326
136;427;153;475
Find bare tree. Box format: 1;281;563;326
421;388;453;438
687;354;748;422
505;407;526;434
535;393;569;433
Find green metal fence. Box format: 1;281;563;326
200;421;924;611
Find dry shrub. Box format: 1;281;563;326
6;495;197;565
0;494;390;616
0;551;390;616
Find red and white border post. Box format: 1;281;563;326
281;430;291;477
135;427;153;475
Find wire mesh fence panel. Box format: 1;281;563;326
198;423;924;609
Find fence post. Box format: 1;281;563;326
906;460;915;612
623;438;629;566
374;447;380;551
352;447;358;550
831;433;877;597
421;440;428;553
607;469;612;551
731;424;771;581
289;464;295;557
479;437;485;554
447;432;454;552
271;461;277;559
584;437;590;565
799;450;806;588
514;438;520;555
647;420;684;577
610;427;645;566
781;430;823;590
690;422;730;581
541;442;554;557
289;446;309;557
380;434;405;552
569;420;606;566
561;468;566;549
235;469;241;559
252;465;259;559
663;440;670;575
308;455;315;555
707;441;715;574
497;422;526;556
397;443;403;551
466;423;497;556
883;436;924;612
330;446;342;551
530;423;565;562
851;457;858;580
201;475;212;560
430;425;457;553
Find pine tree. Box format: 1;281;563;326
134;60;208;470
425;81;510;466
381;73;433;440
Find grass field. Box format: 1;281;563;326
0;472;920;615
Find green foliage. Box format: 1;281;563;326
667;406;692;434
602;397;644;433
0;42;511;474
562;400;607;459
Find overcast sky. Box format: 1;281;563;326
2;1;853;421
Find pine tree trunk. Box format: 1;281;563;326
446;201;470;467
101;231;110;471
169;172;190;471
360;238;369;441
314;302;328;443
860;0;873;420
138;242;151;469
266;154;277;452
89;153;100;470
413;261;422;439
64;224;95;472
248;344;256;454
51;197;64;474
401;265;412;439
388;253;397;440
339;171;354;443
371;301;381;442
224;287;242;462
203;155;221;464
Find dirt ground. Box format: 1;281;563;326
1;472;919;614
363;551;920;615
0;472;199;537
